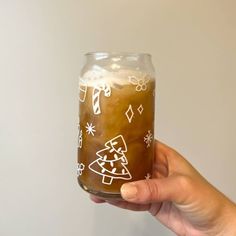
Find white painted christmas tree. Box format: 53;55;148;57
88;135;132;185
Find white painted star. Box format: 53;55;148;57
85;122;96;136
145;173;151;180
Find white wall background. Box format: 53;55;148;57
0;0;236;235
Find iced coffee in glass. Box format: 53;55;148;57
77;52;155;199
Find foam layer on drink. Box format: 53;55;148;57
81;66;154;88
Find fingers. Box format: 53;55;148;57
121;175;192;205
155;140;182;162
153;140;177;177
155;139;195;176
90;195;106;203
90;194;151;211
155;140;173;155
107;200;151;211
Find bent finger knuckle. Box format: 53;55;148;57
144;180;160;202
176;175;193;192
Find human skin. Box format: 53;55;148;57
90;140;236;236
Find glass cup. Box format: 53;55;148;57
77;52;156;199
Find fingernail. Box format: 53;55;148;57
121;183;138;200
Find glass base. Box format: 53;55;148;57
78;180;122;200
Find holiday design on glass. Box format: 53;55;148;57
79;78;87;102
125;104;144;123
144;130;153;148
92;83;111;115
145;173;151;180
128;75;150;92
78;125;83;149
85;122;96;136
137;104;144;114
77;163;85;176
88;135;132;185
125;105;134;123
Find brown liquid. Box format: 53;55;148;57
77;80;155;199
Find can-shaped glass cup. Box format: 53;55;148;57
77;52;156;199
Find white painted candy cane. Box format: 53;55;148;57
92;83;111;115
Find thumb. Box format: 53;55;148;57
121;175;190;204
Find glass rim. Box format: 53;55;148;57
84;51;151;57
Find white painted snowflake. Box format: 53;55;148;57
144;130;153;148
77;163;85;176
85;122;96;136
